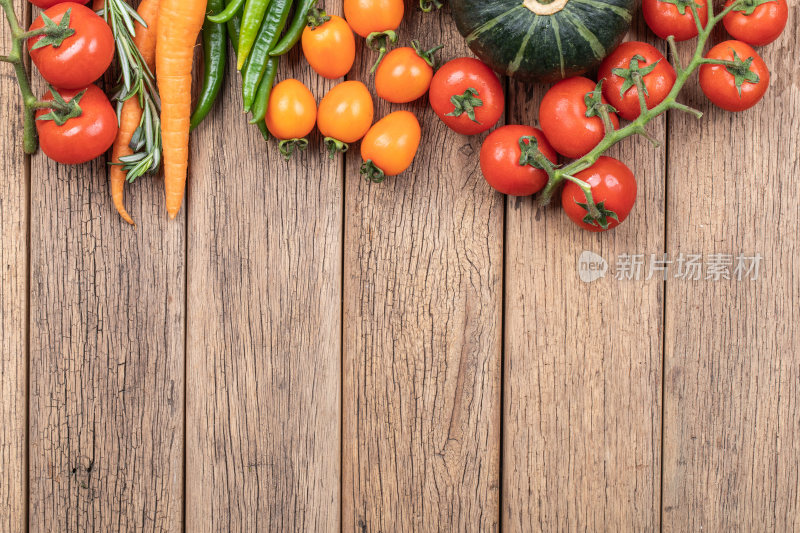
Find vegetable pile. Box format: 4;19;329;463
0;0;789;233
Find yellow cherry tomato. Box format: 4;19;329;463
265;79;317;159
360;111;421;182
375;41;442;104
317;81;375;157
302;14;355;80
343;0;404;38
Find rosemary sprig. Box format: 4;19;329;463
97;0;161;182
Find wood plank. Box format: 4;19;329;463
0;1;28;531
342;7;503;531
27;5;185;527
503;22;665;531
185;35;342;533
662;21;800;531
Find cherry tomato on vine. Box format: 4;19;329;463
375;41;443;104
539;77;620;160
343;0;404;38
302;14;356;80
700;40;770;112
317;81;374;157
35;84;118;165
723;0;788;47
429;57;504;136
29;0;89;7
561;156;637;232
598;41;677;121
480;126;557;197
28;3;114;90
360;111;421;182
643;0;709;42
265;79;317;159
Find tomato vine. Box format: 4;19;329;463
532;0;752;220
0;0;74;154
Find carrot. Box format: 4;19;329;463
110;98;142;225
134;0;160;72
156;0;207;219
108;0;160;226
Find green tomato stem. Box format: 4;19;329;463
1;0;41;154
536;0;747;209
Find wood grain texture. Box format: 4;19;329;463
0;2;28;531
662;20;800;531
185;41;342;532
27;11;185;526
503;22;665;531
342;6;503;532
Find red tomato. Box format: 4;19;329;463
539;77;620;160
29;0;89;7
643;0;709;41
561;156;637;232
28;3;114;90
598;41;677;121
35;84;118;165
480;125;557;197
699;40;770;112
429;57;504;136
723;0;788;46
375;43;441;104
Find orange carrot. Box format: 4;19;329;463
156;0;207;219
108;0;160;226
134;0;160;73
110;98;142;225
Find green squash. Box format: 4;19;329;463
450;0;635;82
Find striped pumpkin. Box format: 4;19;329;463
450;0;635;82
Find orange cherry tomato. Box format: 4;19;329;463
360;111;421;182
317;81;375;157
343;0;404;38
375;41;442;104
302;14;356;80
265;79;317;159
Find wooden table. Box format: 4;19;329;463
2;2;798;531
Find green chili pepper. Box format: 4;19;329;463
227;5;242;48
237;0;273;70
248;57;279;125
208;0;245;23
225;3;269;140
269;0;315;57
241;0;293;112
190;0;228;131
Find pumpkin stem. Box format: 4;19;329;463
523;0;570;16
446;88;483;123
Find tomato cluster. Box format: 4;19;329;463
446;0;785;233
24;1;117;164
